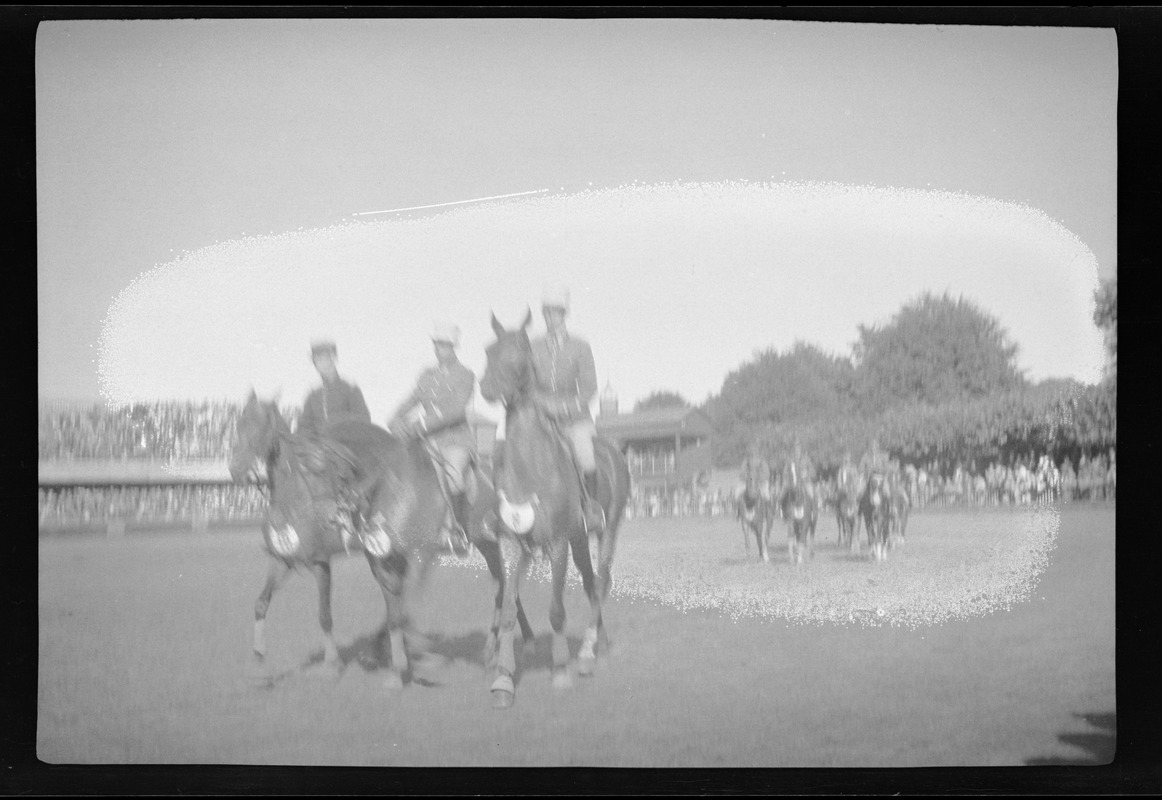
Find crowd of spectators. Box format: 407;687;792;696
38;485;266;529
38;400;300;461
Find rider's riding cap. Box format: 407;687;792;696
310;339;337;358
431;323;460;348
541;285;570;312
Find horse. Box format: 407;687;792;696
887;474;911;548
479;311;632;710
227;391;532;690
859;472;893;562
779;479;818;566
834;480;861;554
736;474;775;563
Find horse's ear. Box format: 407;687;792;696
521;307;533;330
490;311;505;338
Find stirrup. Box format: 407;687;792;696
583;501;606;535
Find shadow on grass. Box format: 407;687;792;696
1025;712;1116;765
307;625;583;689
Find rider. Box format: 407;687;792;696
387;323;480;555
739;444;771;501
529;285;606;534
860;438;899;497
837;449;860;495
296;340;373;542
782;440;818;507
296;340;371;438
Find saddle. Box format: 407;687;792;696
290;436;362;496
286;435;377;551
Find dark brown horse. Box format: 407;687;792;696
779;480;818;566
228;392;532;690
859;472;893;562
834;469;862;553
479;311;631;709
736;473;775;563
835;485;861;553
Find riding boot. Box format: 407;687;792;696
582;471;606;534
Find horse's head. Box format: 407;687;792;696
228;391;288;483
782;482;811;521
480;309;534;408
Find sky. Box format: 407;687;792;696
36;18;1117;423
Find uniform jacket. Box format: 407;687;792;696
296;378;371;439
396;359;476;451
783;454;816;486
740;457;770;486
860;449;894;475
529;332;597;423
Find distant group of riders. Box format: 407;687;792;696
289;285;606;555
735;440;911;562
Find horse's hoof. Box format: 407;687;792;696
383;670;405;692
491;689;515;710
576;656;596;677
521;637;537;657
551;669;573;690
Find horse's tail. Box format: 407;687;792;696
596;437;631;532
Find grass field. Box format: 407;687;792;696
37;504;1114;767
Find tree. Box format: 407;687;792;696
1093;276;1116;384
635;391;690;412
706;341;857;466
854;292;1026;411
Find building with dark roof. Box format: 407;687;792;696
596;404;715;490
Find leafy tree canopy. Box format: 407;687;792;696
854;292;1026;410
706;341;856;465
1093;276;1116;384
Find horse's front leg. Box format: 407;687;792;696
309;561;342;678
570;533;601;677
755;519;769;564
249;557;291;684
547;537;572;689
477;538;534;667
491;540;532;710
366;551;411;691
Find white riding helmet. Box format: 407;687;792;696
431;322;460;347
541;285;570;312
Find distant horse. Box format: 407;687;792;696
887;474;911;548
479;311;631;710
228;392;532;690
859;472;893;562
834;481;861;553
780;477;818;566
736;474;775;563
